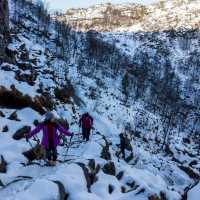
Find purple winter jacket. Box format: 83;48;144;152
28;123;72;149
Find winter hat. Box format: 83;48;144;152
119;133;124;137
44;112;55;121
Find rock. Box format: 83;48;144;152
160;192;167;200
100;134;111;160
135;188;145;195
2;125;8;132
34;93;54;112
0;86;46;114
77;161;100;193
23;144;45;161
54;87;71;103
178;165;200;179
143;137;148;143
116;171;124;180
102;162;116;176
125;152;134;163
77;163;91;192
189;160;198;167
108;184;114;194
13;126;31;140
8;111;20;121
101;145;111;160
126;181;136;188
121;186;126;193
0;110;5;117
15;71;37;86
148;194;161;200
164;144;174;156
0;179;4;187
148;192;167;200
53;181;69;200
0;155;7;173
88;159;96;171
17;62;31;70
183;138;190;144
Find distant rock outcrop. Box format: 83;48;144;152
57;0;200;32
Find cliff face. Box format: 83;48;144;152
0;0;9;61
58;0;200;32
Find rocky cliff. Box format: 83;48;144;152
58;0;200;32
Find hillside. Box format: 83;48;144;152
59;0;200;32
0;0;200;199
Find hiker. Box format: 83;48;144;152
119;133;126;159
26;112;73;166
79;112;93;141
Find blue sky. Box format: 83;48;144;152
45;0;158;11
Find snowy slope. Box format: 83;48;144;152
0;0;200;199
60;0;200;32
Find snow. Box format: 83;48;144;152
14;179;59;200
0;70;38;98
188;183;200;200
0;0;199;199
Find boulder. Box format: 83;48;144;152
125;152;134;163
53;181;69;200
23;144;45;162
13;126;31;140
102;162;116;176
101;145;111;160
108;184;114;194
178;165;200;180
0;110;5;117
2;125;8;132
77;163;91;192
116;171;124;180
0;155;7;173
0;86;46;114
8;111;20;121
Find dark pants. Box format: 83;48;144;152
120;145;125;159
82;128;91;141
46;140;57;161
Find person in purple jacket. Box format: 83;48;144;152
26;112;73;166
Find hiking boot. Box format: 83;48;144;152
47;160;54;166
51;161;56;166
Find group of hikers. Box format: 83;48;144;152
26;111;127;166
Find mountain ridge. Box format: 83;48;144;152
56;0;200;32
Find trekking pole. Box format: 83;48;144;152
64;134;73;161
32;135;40;144
27;139;34;149
79;126;82;141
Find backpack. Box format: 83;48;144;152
82;116;92;128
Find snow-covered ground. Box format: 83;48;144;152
0;0;200;199
61;0;200;32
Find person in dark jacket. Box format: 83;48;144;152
79;112;93;141
119;133;126;159
27;112;73;166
